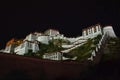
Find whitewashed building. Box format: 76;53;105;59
3;29;64;55
14;33;40;55
43;52;63;60
44;29;60;36
24;33;36;41
4;44;16;53
43;52;70;60
37;35;49;44
44;29;64;40
103;26;116;38
4;38;20;53
2;24;117;60
14;40;39;55
82;24;102;39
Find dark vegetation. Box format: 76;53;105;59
24;39;65;59
68;34;102;61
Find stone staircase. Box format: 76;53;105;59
88;26;117;61
61;41;86;53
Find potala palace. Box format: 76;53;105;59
1;24;117;61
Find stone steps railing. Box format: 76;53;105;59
61;42;86;53
88;32;110;61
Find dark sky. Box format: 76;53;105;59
0;0;120;49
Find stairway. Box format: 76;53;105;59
88;26;117;61
61;41;86;53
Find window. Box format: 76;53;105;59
90;28;92;34
98;26;100;31
28;43;32;48
86;30;88;35
89;29;91;34
94;27;96;32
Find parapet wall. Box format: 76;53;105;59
103;26;117;38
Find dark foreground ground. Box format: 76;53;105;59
0;53;120;80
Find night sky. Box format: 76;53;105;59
0;0;120;49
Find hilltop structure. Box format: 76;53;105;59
82;24;102;39
1;24;117;61
4;38;23;53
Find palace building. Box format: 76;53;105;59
2;24;117;60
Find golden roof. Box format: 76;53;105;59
6;38;23;46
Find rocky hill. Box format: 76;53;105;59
78;38;120;80
0;38;120;80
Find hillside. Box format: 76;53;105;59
0;38;120;80
0;52;90;80
78;38;120;80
